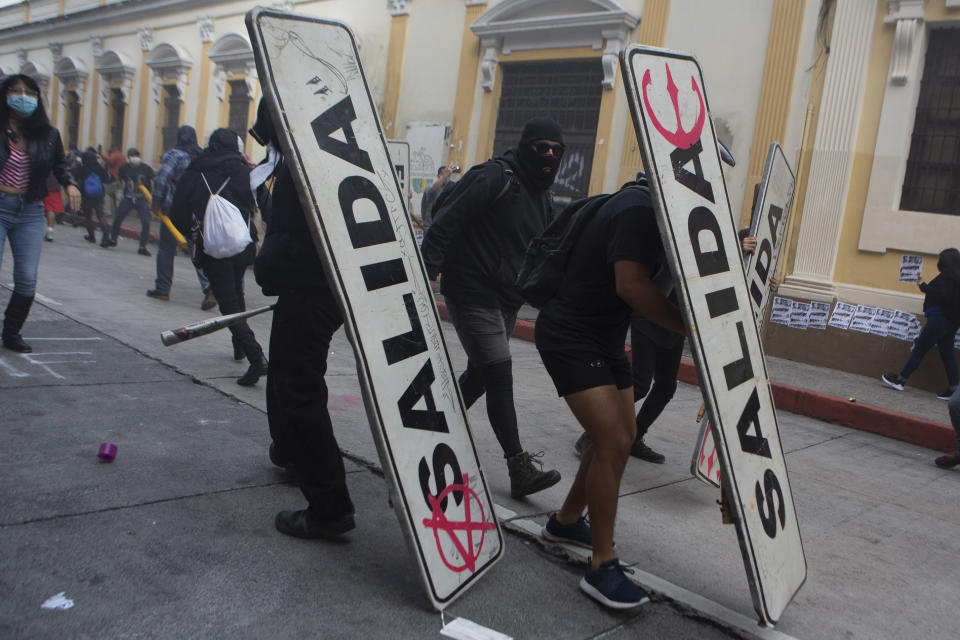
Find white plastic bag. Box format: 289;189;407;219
201;174;251;259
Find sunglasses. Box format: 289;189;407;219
532;141;565;158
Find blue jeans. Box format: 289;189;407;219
112;196;151;247
0;193;45;297
154;224;210;295
900;313;960;387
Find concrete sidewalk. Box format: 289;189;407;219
106;207;958;454
11;224;957;639
448;304;957;456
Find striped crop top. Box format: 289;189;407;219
0;145;30;190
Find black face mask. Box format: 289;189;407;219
517;144;562;191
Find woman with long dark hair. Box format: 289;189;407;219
883;248;960;399
0;74;81;352
171;128;267;386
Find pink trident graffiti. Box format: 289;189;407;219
641;62;706;150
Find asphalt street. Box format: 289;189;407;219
1;227;958;639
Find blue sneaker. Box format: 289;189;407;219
580;559;650;609
542;512;592;549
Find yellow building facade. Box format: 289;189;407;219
1;0;958;382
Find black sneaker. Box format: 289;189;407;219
574;433;592;457
936;388;956;401
630;438;665;464
275;510;355;539
137;247;151;256
935;452;960;468
542;512;592;549
507;451;561;499
580;559;650;609
237;354;269;386
881;372;905;391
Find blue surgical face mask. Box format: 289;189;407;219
7;94;38;118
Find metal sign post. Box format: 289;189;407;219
693;142;796;486
246;8;502;610
620;46;805;625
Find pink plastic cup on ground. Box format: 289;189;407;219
98;443;117;462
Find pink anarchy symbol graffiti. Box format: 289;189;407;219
422;473;497;573
699;423;721;483
641;62;706;150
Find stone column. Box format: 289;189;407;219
787;0;877;299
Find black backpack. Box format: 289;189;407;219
516;184;648;308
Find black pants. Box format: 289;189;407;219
81;197;107;238
630;325;684;439
200;253;262;363
267;289;354;521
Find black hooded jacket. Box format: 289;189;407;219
72;149;111;200
254;162;330;295
170;129;255;258
421;149;554;310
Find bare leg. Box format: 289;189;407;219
556;384;635;569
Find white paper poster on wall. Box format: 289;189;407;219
899;255;923;282
407;122;449;220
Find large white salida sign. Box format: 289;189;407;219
246;9;502;609
620;46;805;625
693;142;796;487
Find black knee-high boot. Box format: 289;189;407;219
2;292;35;353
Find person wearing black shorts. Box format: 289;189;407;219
536;179;684;609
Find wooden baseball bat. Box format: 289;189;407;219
161;304;276;346
138;184;188;247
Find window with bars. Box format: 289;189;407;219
900;28;960;215
109;88;125;152
160;85;181;155
65;90;80;150
227;79;251;143
493;59;602;203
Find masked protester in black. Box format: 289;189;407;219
171;128;268;386
421;117;564;499
250;99;355;539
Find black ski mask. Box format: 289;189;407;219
516;117;564;191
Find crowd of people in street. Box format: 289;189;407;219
3;75;959;612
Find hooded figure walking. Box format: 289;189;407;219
421;117;565;499
171;128;267;386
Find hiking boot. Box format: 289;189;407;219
934;452;960;468
201;288;217;311
237;354;269;386
146;289;170;301
542;512;592;549
137;247;151;257
580;558;650;610
936;388;956;401
881;372;905;391
507;451;561;499
275;510;355;540
630;438;665;464
574;433;592;457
